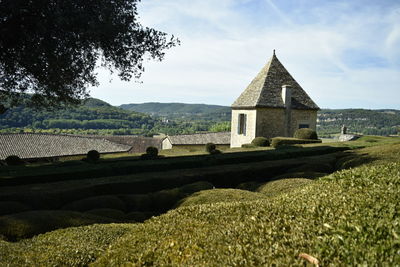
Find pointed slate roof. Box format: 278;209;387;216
232;52;319;110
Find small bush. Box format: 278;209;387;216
146;146;158;157
141;147;158;159
293;128;318;140
271;137;321;148
5;155;23;166
251;137;270;147
205;143;216;153
86;150;100;162
241;143;256;148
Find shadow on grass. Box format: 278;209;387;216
1;146;379;242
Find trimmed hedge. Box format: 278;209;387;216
0;224;136;266
0;210;113;241
85;209;126;220
61;196;127;212
271;137;322;148
176;188;267;208
5;155;23;166
0;201;31;216
251;137;270;147
0;145;346;187
257;178;313;197
293;128;318;140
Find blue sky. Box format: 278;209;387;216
90;0;400;109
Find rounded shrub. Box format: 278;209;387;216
205;143;216;153
5;155;23;166
293;128;318;140
86;150;100;162
146;146;158;157
251;137;270;147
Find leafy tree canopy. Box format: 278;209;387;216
0;0;179;112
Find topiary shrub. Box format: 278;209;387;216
146;146;158;157
251;137;270;147
293;128;318;140
141;146;158;159
205;143;216;153
86;150;100;162
5;155;23;166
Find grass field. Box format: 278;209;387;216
0;136;399;265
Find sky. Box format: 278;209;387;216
90;0;400;109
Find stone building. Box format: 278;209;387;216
162;132;230;150
230;51;319;147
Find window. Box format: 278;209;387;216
238;113;247;135
299;124;309;129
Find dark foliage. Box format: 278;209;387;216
271;137;322;148
5;155;23;166
251;137;270;147
293;128;318;140
146;146;158;157
86;150;100;162
141;146;159;160
0;0;179;110
205;143;216;153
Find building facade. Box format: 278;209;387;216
230;51;319;148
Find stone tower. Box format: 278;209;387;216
230;51;319;148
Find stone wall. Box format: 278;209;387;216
290;110;317;136
255;108;286;138
230;109;257;147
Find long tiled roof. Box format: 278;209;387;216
232;52;319;110
82;135;163;153
166;132;231;145
0;133;131;160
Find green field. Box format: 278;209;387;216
0;136;399;265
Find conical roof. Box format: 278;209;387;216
232;52;319;110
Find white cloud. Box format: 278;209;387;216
90;0;400;109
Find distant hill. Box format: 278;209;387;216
0;98;159;135
317;109;400;136
119;102;231;121
2;99;398;136
120;102;400;136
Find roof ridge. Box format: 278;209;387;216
168;131;230;137
255;54;277;107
